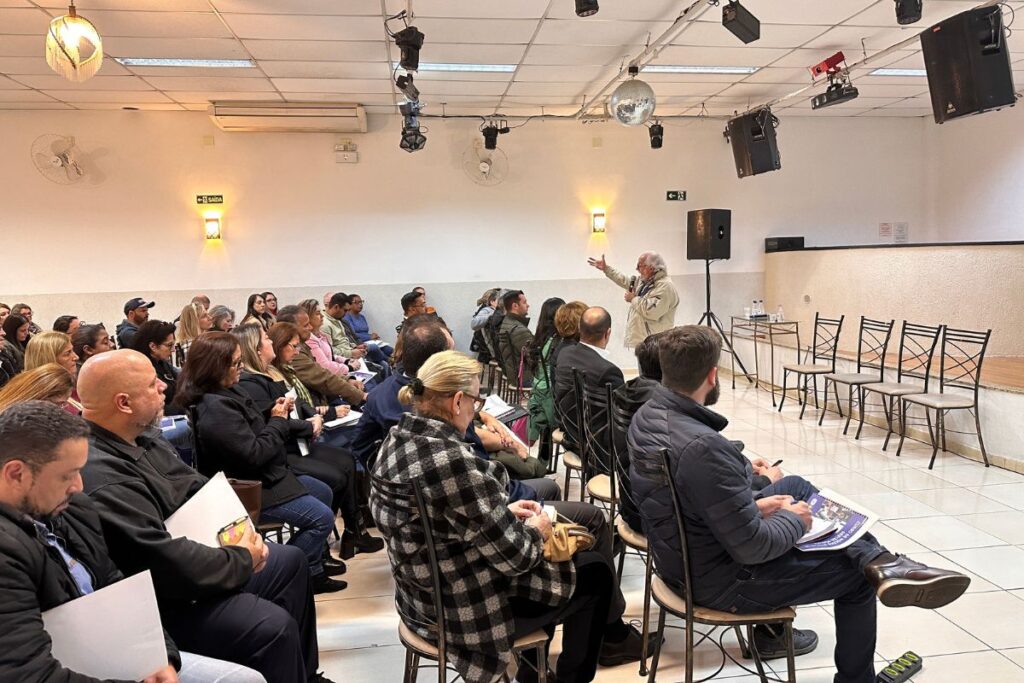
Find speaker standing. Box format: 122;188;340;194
587;252;679;348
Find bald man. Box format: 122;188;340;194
78;350;334;683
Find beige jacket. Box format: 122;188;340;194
603;265;680;347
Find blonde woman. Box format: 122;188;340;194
175;302;212;367
371;350;612;683
23;332;82;413
0;363;75;413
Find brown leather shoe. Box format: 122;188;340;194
864;554;970;609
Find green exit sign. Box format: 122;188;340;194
666;190;687;201
196;194;223;205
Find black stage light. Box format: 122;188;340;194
394;25;425;71
895;0;923;25
482;124;500;150
395;73;419;102
811;70;859;109
575;0;599;17
648;122;664;149
399;101;426;152
722;0;760;44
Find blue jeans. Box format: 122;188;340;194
261;475;334;577
708;475;887;683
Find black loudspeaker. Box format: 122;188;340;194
921;6;1016;124
687;209;731;261
726;108;781;179
764;236;805;253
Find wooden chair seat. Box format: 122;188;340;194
652;576;795;625
783;363;832;374
902;391;976;409
399;621;548;657
615;518;647;551
551;428;565;446
585;473;616;504
562;450;582;470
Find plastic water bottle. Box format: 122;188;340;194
776;304;784;322
757;299;765;316
750;300;757;318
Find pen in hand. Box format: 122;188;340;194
771;459;783;468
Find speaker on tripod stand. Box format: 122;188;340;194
686;208;751;380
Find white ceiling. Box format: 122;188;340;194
0;0;1021;118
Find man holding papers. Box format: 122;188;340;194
629;326;971;683
0;401;261;682
77;351;335;683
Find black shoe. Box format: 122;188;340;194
324;561;347;577
323;555;347;573
312;673;338;683
598;624;660;667
339;531;385;559
312;574;348;594
748;624;818;660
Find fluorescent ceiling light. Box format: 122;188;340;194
870;68;927;77
393;62;516;72
115;58;255;68
643;65;759;74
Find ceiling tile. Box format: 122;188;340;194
44;90;175;103
144;75;278;92
260;61;391;79
694;0;877;26
36;0;210;10
214;0;381;14
716;82;806;99
787;106;871;116
743;66;815;84
167;91;284;103
243;40;387;62
413;94;499;105
878;51;926;70
413;17;539;44
77;10;233;38
10;74;155;90
73;102;186;110
887;96;935;108
410;42;528;64
641;71;749;83
857;108;931;116
0;7;53;34
651;45;792;67
523;44;637;66
769;47;918;68
277;92;394;104
0;35;40;56
420;79;510;96
514;65;609;82
385;0;551;19
534;18;673;46
649;81;733;97
0;56;130;76
124;66;264;78
103;37;250;60
0;0;33;6
0;89;58;101
222;14;383;41
0;73;27;88
502;95;583;106
270;77;393;93
505;81;590;97
412;69;516;82
546;0;685;21
800;25;919;53
0;101;73;109
672;21;829;49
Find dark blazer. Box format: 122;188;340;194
192;384;306;507
0;495;180;682
553;343;625;461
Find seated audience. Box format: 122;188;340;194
0;363;75;413
482;289;508;362
235;323;382;560
240;293;272;330
175;301;212;366
52;314;80;335
322;292;364;358
276;306;366;407
117;297;155;348
12;303;43;335
193;294;211;309
0;401;267;683
174;333;346;594
71;323;114;365
554;307;623;469
395;290;427;335
470;288;499;363
0;303;9;326
131;320;182;411
526;297;565;467
629;326;972;683
261;292;279;319
77;350;334;682
344;294;390;347
209;304;236;332
372;350;614;683
24;331;81;413
299;299;355;377
1;313;31;376
498;289;534;385
411;285;437;315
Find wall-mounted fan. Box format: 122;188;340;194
461;139;508;187
31;134;86;185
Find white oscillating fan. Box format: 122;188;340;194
461;140;508;187
31;134;86;185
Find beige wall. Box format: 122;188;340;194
764;244;1024;357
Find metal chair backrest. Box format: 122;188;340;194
571;368;592;481
894;321;943;390
806;313;844;370
186;405;203;473
854;317;896;379
368;474;449;675
577;371;615;479
938;327;991;399
607;384;639;513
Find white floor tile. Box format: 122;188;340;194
959;511;1024;545
846;491;943;520
874;605;987;660
928;463;1024;487
870;522;929;555
939;546;1024;590
968;483;1024;511
861;468;958;492
906;488;1012;515
886;516;1008;552
1001;648;1024;670
936;591;1024;650
908;650;1024;682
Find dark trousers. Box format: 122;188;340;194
288;446;359;531
513;550;614;683
708;475;887;683
162;543;319;683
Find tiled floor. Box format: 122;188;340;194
316;383;1024;682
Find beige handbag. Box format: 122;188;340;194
543;523;596;562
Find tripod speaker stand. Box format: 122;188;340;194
687;208;751;381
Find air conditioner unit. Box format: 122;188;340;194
208;101;368;133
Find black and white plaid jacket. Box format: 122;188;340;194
371;413;575;683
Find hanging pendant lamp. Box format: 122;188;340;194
45;2;103;82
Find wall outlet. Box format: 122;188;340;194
335;151;359;163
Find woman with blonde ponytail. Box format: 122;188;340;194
372;350;613;683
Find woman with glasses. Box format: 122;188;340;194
24;331;82;414
372;350;613;683
260;291;279;320
174;332;347;594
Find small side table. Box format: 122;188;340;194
729;318;801;407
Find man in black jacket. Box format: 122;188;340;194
0;401;179;683
77;350;335;683
629;326;971;683
554;307;624;472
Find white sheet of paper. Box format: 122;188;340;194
349;358;376;382
284;389;310;456
482;394;513;418
324;410;362;429
42;570;167;680
164;472;250;548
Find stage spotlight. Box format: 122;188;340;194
481;120;509;150
395;73;419;102
722;1;760;44
394;25;425;71
399;101;426;152
811;70;859;109
575;0;599;17
648;121;664;149
895;0;923;25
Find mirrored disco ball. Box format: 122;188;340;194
609;78;656;126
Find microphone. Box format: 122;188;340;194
628;275;638;293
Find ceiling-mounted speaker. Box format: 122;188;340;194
895;0;923;25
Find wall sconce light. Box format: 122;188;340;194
204;215;222;240
591;210;607;233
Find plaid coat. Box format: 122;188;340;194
371;413;575;683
